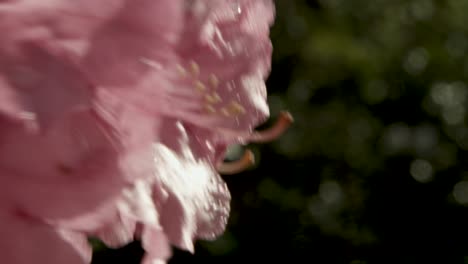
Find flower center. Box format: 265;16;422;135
176;60;247;118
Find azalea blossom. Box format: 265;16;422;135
0;0;290;263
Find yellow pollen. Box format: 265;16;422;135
205;93;222;104
221;107;231;117
176;64;187;76
204;105;217;114
209;74;219;88
190;61;200;76
229;101;246;115
194;80;207;92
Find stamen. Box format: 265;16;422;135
249;111;294;143
205;93;222;104
220;107;230;117
228;101;246;115
204;105;217;114
194;80;207;92
217;150;255;175
176;64;187;76
209;74;219;88
189;61;200;76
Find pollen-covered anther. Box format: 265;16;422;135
205;93;222;104
217;149;255;175
209;74;219;88
176;64;188;77
204;104;217;114
249;111;294;143
228;101;246;115
220;107;230;117
189;61;200;76
194;80;207;92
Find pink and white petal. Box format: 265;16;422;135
94;215;137;249
58;177;159;249
49;195;136;248
0;210;90;264
158;193;196;252
151;120;231;250
58;229;94;263
93;178;159;248
117;179;159;225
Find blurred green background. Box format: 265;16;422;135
93;0;468;263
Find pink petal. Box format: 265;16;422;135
0;0;125;56
58;177;159;249
0;210;91;264
94;215;137;249
140;227;172;264
0;98;156;221
0;74;25;121
82;0;183;87
0;42;93;129
90;178;159;249
0;110;123;219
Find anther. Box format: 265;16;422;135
189;61;200;76
205;93;222;104
249;111;294;143
228;101;246;115
209;74;219;88
194;80;207;92
217;150;255;175
176;64;187;76
220;107;231;117
204;105;217;114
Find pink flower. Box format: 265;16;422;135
84;1;292;263
0;0;291;264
